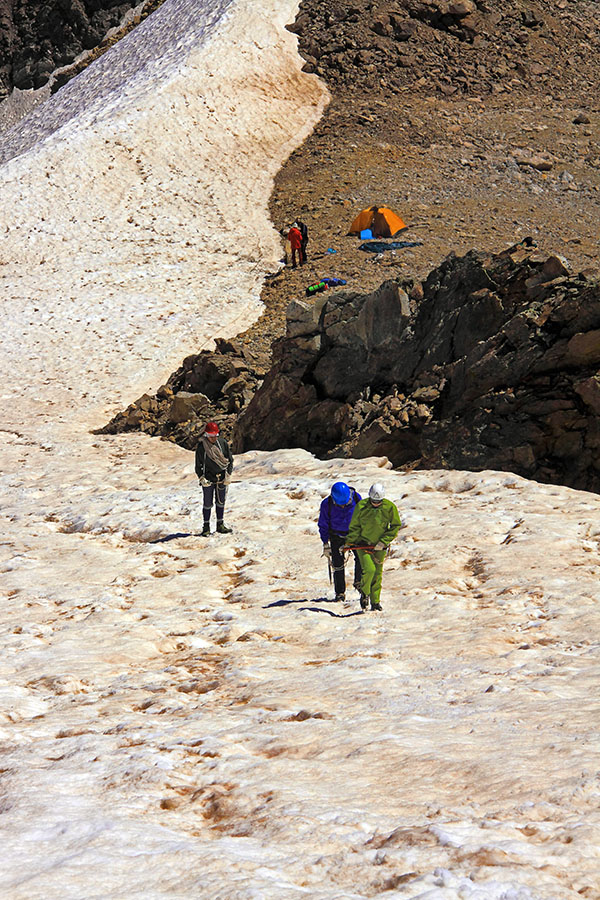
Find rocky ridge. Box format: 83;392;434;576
233;242;600;493
0;0;165;105
100;241;600;494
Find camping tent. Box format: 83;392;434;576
348;206;406;238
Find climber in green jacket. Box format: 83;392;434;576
343;483;401;612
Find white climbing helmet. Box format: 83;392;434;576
369;483;385;502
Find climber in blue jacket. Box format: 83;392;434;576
318;482;362;602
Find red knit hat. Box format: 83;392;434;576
205;422;219;435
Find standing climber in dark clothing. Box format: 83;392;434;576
195;421;234;536
297;219;309;265
318;481;362;602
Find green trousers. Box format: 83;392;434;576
356;549;387;605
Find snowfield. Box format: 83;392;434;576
1;1;599;898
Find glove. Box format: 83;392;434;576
375;541;387;551
198;476;211;487
224;473;232;485
322;543;331;560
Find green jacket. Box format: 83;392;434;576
346;498;401;548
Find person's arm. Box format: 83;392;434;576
194;443;205;479
317;499;330;544
345;503;362;548
381;502;401;546
223;439;234;474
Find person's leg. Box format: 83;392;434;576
358;550;376;608
329;533;346;600
369;550;386;609
202;485;214;535
352;550;363;590
291;247;298;268
216;483;232;533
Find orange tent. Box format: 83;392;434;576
348;205;406;238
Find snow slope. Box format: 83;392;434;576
0;0;327;422
1;1;600;898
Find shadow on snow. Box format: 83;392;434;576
150;532;197;543
264;597;363;617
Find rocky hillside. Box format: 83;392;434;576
99;241;600;493
0;0;163;101
290;0;600;101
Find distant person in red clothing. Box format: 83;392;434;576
287;223;303;268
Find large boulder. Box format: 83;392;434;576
167;391;210;424
233;242;600;493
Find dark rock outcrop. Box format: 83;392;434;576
96;338;269;449
0;0;160;102
233;243;600;492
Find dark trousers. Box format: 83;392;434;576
202;483;227;525
330;532;362;596
300;240;308;264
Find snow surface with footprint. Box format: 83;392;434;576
1;1;600;898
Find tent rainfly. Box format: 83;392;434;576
348;205;407;238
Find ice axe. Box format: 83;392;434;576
321;543;333;584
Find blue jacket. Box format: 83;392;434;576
318;488;361;543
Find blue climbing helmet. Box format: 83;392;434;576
331;481;351;505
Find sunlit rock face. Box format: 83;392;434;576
234;245;600;492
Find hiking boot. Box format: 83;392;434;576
359;591;369;611
201;524;211;537
334;593;345;603
216;522;232;534
370;602;383;612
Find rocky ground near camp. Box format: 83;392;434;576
98;0;600;488
250;0;600;344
